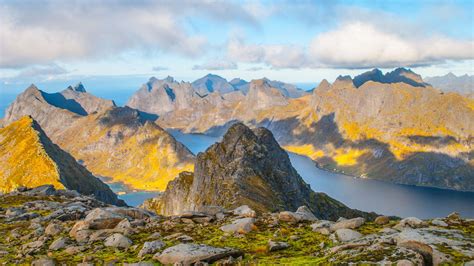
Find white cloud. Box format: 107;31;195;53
0;1;261;68
309;22;474;68
227;38;306;69
193;60;237;70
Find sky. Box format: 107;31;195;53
0;0;473;91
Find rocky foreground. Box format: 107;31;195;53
1;186;473;265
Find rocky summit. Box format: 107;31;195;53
0;116;124;206
0;187;473;264
144;123;374;220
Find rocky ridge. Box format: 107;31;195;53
0;187;472;264
0;116;124;206
144;123;374;221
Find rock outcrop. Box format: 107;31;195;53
147;123;374;220
0;116;124;205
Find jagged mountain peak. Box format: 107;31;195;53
150;122;373;219
0;116;124;205
73;82;86;92
353;67;427;88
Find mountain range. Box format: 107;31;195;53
425;73;473;96
1;84;195;191
1;68;473;196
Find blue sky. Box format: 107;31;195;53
0;0;473;89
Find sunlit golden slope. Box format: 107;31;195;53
56;107;195;191
0;116;124;205
0;116;63;192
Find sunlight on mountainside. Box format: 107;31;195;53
0;116;64;192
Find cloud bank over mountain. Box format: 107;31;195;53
0;0;472;79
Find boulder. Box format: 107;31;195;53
45;223;63;235
26;185;56;196
49;237;69;250
278;207;317;223
396;217;425;229
104;233;132;249
431;219;448;227
397;240;433;265
220;218;256;234
335;229;363;242
155;243;242;265
232;205;256;218
31;258;57;266
138;240;166;258
330;217;365;232
84;208;125;229
310;220;332;231
374;216;390;225
268;240;290;251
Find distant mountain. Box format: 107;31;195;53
353;67;429;88
126;76;198;116
3;85;196;191
56;106;195;191
0;116;125;206
147;123;374;220
191;74;236;95
157;68;474;192
3;85;82;137
425;73;473;95
229;78;249;93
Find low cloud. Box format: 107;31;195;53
193;60;237;70
309;22;474;68
14;64;69;79
227;38;307;69
152;66;169;71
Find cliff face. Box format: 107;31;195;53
150;123;373;220
55;106;195;191
0;116;124;206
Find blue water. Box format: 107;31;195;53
169;131;474;219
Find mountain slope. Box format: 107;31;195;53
148;123;375;220
55;106;195;191
3;85;82;137
191;74;236;95
0;116;124;205
425;73;473;96
353;68;429;88
60;82;116;114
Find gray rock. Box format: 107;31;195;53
396;217;425;229
268;240;290;251
310;220;332;230
155;243;242;265
49;237;69;250
31;258;57;266
232;205;256;218
220;218;256;234
335;229;363;242
138;240;166;258
84;208;125;229
45;223;63;235
330;217;365;232
25;185;56;196
431;219;448;227
104;233;132;249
